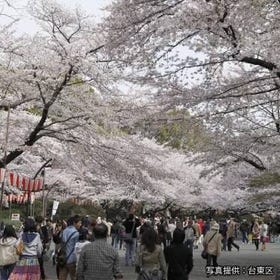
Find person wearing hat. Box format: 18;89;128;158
203;222;222;269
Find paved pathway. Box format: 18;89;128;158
44;241;280;280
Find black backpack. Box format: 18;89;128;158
56;231;76;267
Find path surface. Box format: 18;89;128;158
44;241;280;280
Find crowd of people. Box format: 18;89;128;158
0;213;274;279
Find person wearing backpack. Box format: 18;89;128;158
58;215;81;280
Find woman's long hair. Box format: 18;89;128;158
141;227;157;252
1;224;18;241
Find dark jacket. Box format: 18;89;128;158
123;218;141;238
164;243;193;280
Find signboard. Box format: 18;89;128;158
11;213;20;221
51;200;59;218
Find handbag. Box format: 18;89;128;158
201;232;217;259
201;249;208;259
16;239;24;256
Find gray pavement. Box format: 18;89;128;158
44;241;280;280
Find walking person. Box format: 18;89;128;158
77;223;123;279
164;228;193;280
183;220;196;252
157;218;168;249
123;214;141;266
0;225;18;280
166;219;176;247
203;219;211;236
203;222;222;276
219;219;228;251
9;218;43;280
252;219;261;250
59;215;81;280
240;219;249;244
135;227;167;280
118;222;126;250
111;219;122;250
74;227;90;267
35;216;51;280
192;220;201;249
227;218;240;251
52;220;66;278
259;220;268;251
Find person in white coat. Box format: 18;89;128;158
0;224;19;280
259;221;269;251
203;222;222;269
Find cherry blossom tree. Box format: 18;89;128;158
0;0;198;210
1;0;277;210
0;0;108;168
103;0;280;192
0;0;121;206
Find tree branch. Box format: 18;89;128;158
0;97;37;111
240;56;280;78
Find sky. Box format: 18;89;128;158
51;0;112;18
0;0;112;34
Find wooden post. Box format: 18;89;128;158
0;107;10;210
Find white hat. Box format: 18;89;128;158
211;223;219;231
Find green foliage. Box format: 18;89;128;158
154;109;209;152
54;200;105;220
70;77;85;86
249;172;280;187
249;191;280;204
26;106;42;116
0;199;105;222
0;208;24;230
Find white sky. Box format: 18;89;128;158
53;0;112;17
0;0;112;34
